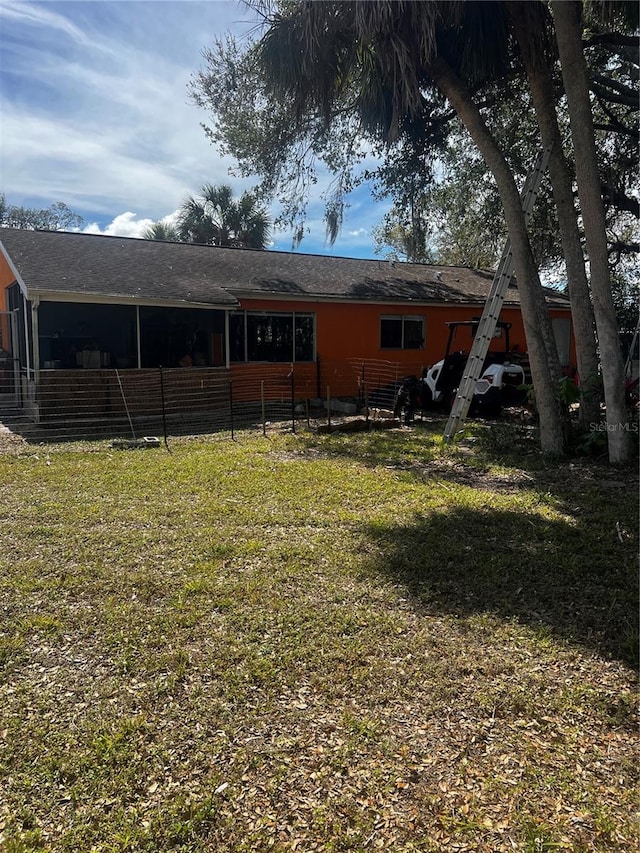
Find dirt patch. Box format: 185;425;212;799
0;419;27;452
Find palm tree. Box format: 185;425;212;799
143;220;180;241
177;183;270;249
257;1;565;453
551;0;632;463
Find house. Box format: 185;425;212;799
0;227;574;425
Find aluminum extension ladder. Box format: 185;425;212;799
624;316;639;377
443;146;552;443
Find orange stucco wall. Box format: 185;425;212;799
0;253;18;356
237;297;575;373
0;252;17;312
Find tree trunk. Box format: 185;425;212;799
430;55;565;455
508;0;601;427
551;0;632;463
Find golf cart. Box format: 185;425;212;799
394;320;527;422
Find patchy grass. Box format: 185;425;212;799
0;423;637;852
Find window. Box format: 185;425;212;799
380;315;424;350
552;317;571;368
230;312;315;363
139;306;225;368
247;313;292;362
294;314;315;361
229;312;245;363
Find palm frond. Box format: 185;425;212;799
143;221;180;241
178;183;270;248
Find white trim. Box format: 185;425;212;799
228;290;539;310
226;290;571;311
28;291;237;310
12;287;569;314
230;290;456;307
27;289;570;311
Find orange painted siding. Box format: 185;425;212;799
0;252;17;312
236;296;575;373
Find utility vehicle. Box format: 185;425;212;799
393;320;527;422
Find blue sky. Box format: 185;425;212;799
0;0;388;257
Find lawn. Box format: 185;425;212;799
0;424;637;852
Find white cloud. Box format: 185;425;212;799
83;212;152;238
82;209;182;239
0;91;242;220
0;1;259;220
1;108;192;214
0;0;96;48
160;210;181;228
0;1;388;258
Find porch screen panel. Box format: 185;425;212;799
6;283;28;369
37;302;136;369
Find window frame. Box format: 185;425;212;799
380;314;425;351
230;310;316;363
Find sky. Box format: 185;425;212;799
0;0;388;257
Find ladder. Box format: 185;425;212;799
624;316;639;377
443;146;552;443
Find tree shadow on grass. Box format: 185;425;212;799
360;503;638;670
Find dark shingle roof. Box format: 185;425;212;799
0;228;237;306
0;228;570;309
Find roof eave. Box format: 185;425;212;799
29;290;239;310
227;289;508;308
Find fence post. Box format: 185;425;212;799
327;385;331;428
261;380;266;436
290;366;296;434
158;366;169;451
229;379;235;440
